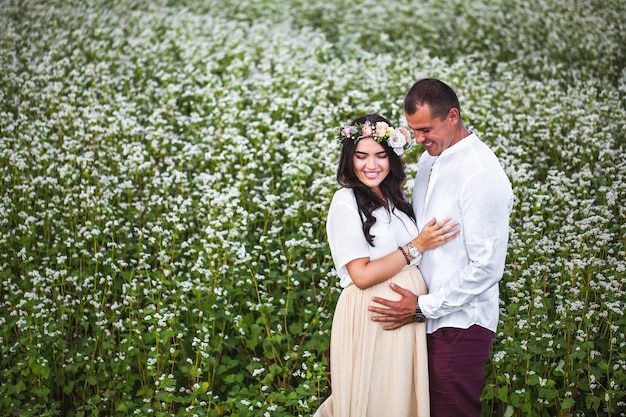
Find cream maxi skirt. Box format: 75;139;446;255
314;265;430;417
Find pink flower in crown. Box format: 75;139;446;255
361;122;373;138
374;121;389;138
342;126;353;138
398;128;412;145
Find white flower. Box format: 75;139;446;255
387;129;407;148
388;128;409;155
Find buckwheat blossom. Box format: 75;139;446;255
1;1;624;416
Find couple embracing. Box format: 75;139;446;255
314;78;514;417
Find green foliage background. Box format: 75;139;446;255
1;0;625;416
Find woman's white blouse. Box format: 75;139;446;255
326;187;419;288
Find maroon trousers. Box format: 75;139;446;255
427;325;494;417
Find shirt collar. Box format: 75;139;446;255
439;131;478;159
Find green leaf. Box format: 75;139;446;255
30;361;50;379
288;322;303;334
526;374;540;386
497;385;509;403
586;395;601;410
137;385;154;397
63;381;75;395
560;398;576;410
10;380;26;395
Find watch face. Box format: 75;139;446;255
410;248;419;257
413;313;425;323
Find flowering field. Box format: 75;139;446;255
1;0;625;416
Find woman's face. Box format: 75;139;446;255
353;138;390;197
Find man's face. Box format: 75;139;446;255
405;104;458;156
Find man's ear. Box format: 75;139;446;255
447;107;460;124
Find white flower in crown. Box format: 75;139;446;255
338;121;414;156
388;127;411;155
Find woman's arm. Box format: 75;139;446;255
347;217;459;289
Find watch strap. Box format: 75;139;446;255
413;300;426;323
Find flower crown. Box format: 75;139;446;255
339;121;414;156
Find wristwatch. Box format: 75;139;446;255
413;300;426;323
406;242;422;263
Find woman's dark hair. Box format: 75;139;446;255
337;113;415;246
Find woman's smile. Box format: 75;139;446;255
363;171;381;179
353;138;390;196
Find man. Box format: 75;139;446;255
368;78;514;417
